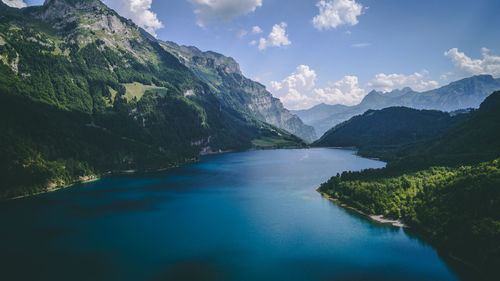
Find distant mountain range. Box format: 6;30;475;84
293;75;500;138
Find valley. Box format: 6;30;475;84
0;1;498;281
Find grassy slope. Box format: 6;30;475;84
122;82;168;102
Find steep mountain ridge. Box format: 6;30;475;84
294;75;500;137
161;41;317;143
0;0;305;199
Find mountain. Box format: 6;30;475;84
160;41;317;143
294;75;500;137
0;0;305;199
318;92;500;277
291;103;350;137
313;107;467;158
400;91;500;166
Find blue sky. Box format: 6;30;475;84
12;0;500;109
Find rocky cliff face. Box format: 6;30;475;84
31;0;160;65
161;41;317;142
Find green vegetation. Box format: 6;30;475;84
0;1;304;199
122;82;167;102
252;135;305;149
313;107;467;160
317;92;500;277
319;159;500;277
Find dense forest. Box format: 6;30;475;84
0;1;305;199
313;106;468;159
317;92;500;278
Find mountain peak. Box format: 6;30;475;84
38;0;108;21
161;41;242;75
451;74;495;85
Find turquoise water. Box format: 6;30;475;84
0;149;461;281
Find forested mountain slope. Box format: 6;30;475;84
318;92;500;278
0;0;305;199
313;107;468;159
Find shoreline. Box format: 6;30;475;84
319;191;408;228
4;156;205;201
4;146;278;201
4;148;370;201
7;176;101;201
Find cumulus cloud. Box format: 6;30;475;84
366;71;439;93
270;65;318;109
104;0;163;37
258;22;291;51
252;25;263;34
444;48;500;78
2;0;27;8
269;66;444;109
188;0;262;26
313;0;363;30
313;76;366;106
249;40;257;46
269;65;366;109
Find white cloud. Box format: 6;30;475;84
444;48;500;78
270;67;445;109
351;42;370;48
2;0;27;8
188;0;262;26
237;29;248;38
249;40;257;46
104;0;163;37
313;0;363;31
252;25;263;34
366;70;439;93
270;65;318;109
258;22;291;51
313;76;366;106
269;65;366;109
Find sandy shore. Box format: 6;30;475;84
319;191;408;228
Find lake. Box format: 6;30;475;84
0;148;462;281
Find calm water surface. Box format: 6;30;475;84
0;149;462;281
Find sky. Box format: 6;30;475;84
7;0;500;110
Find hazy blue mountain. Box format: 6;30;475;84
295;75;500;138
160;41;317;143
